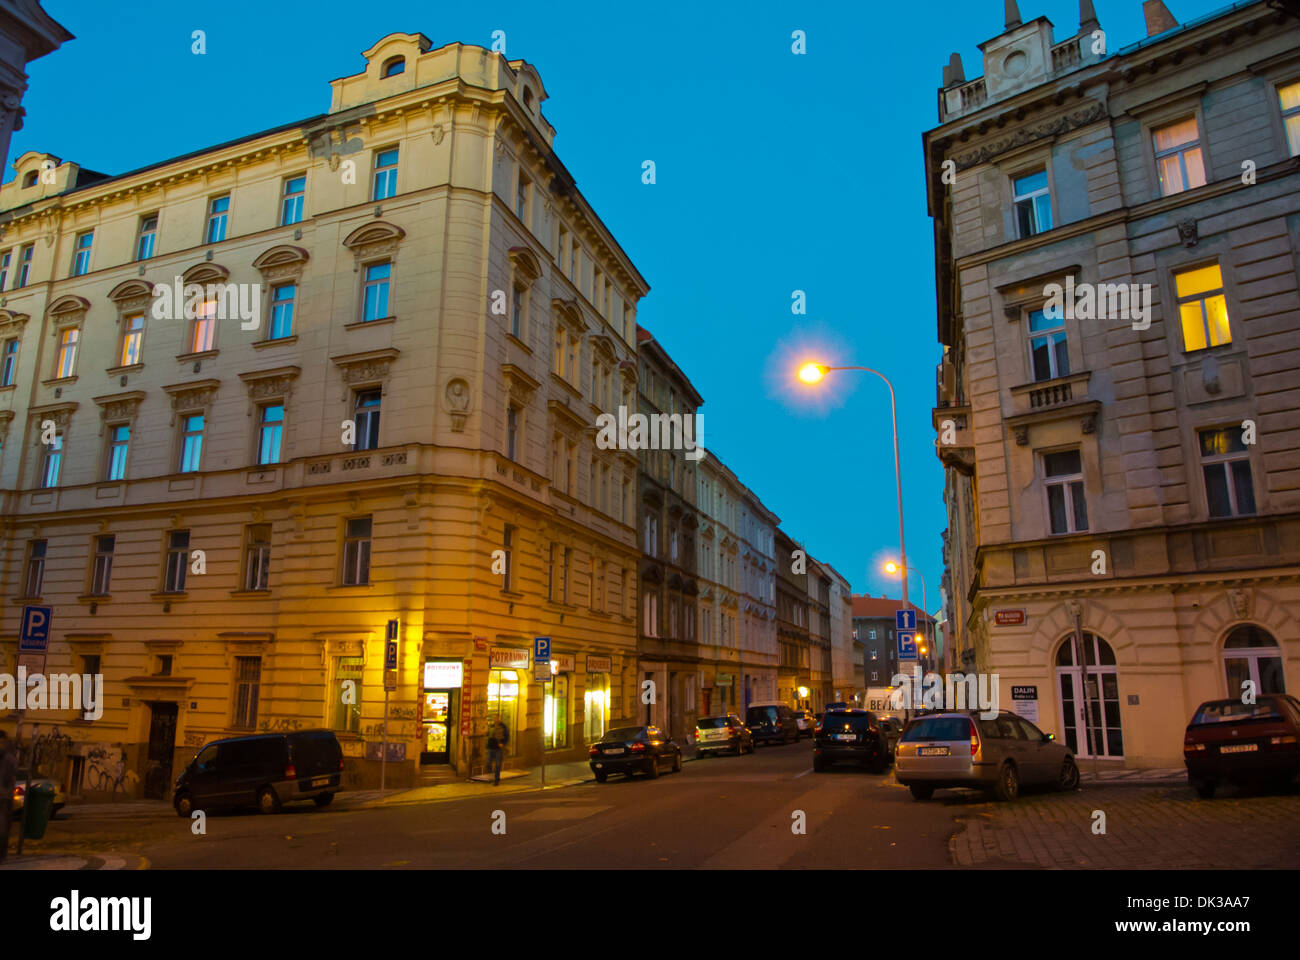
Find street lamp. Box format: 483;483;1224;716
883;559;932;676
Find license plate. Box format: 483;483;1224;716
605;747;624;755
835;734;856;741
1219;743;1258;754
919;747;950;756
311;777;329;787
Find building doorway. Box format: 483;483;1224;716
1055;633;1123;759
144;702;178;799
422;660;463;765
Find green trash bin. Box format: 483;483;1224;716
21;783;56;840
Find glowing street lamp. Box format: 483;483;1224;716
883;559;931;674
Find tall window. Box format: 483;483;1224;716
1;338;17;386
372;148;399;201
1281;81;1300;157
136;215;157;261
179;414;204;472
41;435;62;488
502;525;516;591
270;283;295;339
205;195;230;243
106;424;130;481
1153;118;1206;196
342;517;371;585
1012;170;1052;238
353;390;381;450
164;530;190;592
257;403;284;465
0;249;9;289
547;542;558;601
244;524;272;591
1199;427;1256;518
1044;449;1088;534
511;285;524;338
280;175;306;225
516;173;528;221
233;656;261;728
16;244;33;288
54;327;78;377
24;539;46;596
1175;263;1231;352
71;231;93;276
1028;308;1069;381
90;535;115;595
362;262;390;321
562;546;572;602
331;656;364;731
119;313;144;366
506;404;520;460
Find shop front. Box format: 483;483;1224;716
487;645;529;759
421;659;464;765
584;655;612;743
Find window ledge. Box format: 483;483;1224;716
12;595;43;604
176;350;219;362
41;375;77;387
229;589;272;598
500;590;525;600
506;333;533;355
106;363;144;376
151;591;188;601
253;335;299;349
326;582;374;592
0;383;15;392
345;316;396;331
76;594;111;603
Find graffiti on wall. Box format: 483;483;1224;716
84;744;139;794
257;717;305;733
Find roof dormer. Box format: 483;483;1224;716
328;32;433;112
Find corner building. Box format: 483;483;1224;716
0;33;647;794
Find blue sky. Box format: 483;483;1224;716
24;0;1228;613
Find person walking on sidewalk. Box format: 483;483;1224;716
0;731;17;862
486;719;508;786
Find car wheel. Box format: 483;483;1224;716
646;756;660;779
908;784;934;801
993;762;1019;802
813;757;827;773
673;751;682;773
257;786;282;814
1194;780;1216;799
174;791;193;817
1058;758;1080;792
595;771;608;783
313;792;334;808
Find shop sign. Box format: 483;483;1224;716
384;669;397;691
717;673;733;686
1011;685;1039;722
459;659;473;736
474;637;488;651
994;609;1026;626
585;655;612;673
552;654;575;672
424;660;464;689
489;646;530;669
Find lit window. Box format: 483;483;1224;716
372;148;399;201
190;299;216;353
72;231;93;276
54;327;78;378
119;313;144;366
362;262;390;321
257;403;284;465
179;414;204;472
270;283;295;339
281;176;306;226
1153;118;1206;196
1027;308;1069;381
1175;263;1231;352
1279;81;1300;157
1199;427;1256;518
136;215;157;261
1044;449;1088;534
106;424;129;481
1013;170;1053;238
206;195;230;244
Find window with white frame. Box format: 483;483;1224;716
54;326;78;378
1174;262;1231;352
244;524;272;591
1153;118;1206;196
119;313;144;367
269;284;295;339
41;434;63;488
341;517;372;585
1012;169;1052;238
361;262;391;322
179;414;204;472
24;539;46;596
71;230;93;276
205;195;230;243
1043;449;1088;534
257;404;284;465
372;148;399;201
353;390;381;451
1199;427;1256;518
90;534;114;596
136;215;157;261
105;424;129;481
16;244;33;288
1;337;17;386
233;656;261;728
189;297;217;353
506;404;520;461
281;175;306;226
1027;307;1069;381
164;530;189;592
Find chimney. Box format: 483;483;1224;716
1004;0;1022;29
1079;0;1100;33
1143;0;1177;37
942;52;966;88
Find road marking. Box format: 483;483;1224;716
515;805;610;822
794;767;814;779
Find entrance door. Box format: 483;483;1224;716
144;702;178;799
421;690;452;764
1055;633;1123;759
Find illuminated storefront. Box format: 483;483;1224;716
487;646;528;754
584;655;612;742
421;659;462;765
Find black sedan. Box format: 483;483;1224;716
813;709;891;773
589;725;682;782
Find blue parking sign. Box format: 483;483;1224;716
20;605;52;652
895;609;916;632
897;630;918;659
534;636;551;663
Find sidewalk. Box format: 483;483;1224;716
0;853;148;870
339;758;600;809
1078;766;1185;785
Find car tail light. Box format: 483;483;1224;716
630;741;646;753
339;758;345;771
284;764;297;779
1270;735;1297;746
12;785;23;799
970;723;980;757
1184;740;1205;753
589;745;600;756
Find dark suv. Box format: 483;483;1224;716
745;703;800;746
173;729;343;816
813;709;891;772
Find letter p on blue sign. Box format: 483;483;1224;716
20;605;52;652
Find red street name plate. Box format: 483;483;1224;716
994;609;1026;626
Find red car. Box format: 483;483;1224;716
1183;694;1300;798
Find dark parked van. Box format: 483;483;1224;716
173;729;343;816
745;703;800;746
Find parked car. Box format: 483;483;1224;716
813;709;891;772
792;710;817;738
589;725;682;781
825;702;852;712
877;717;904;758
745;703;800;746
12;771;66;815
895;711;1078;801
1184;694;1300;798
173;729;343;816
695;715;753;756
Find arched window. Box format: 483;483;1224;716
1055;632;1123;758
1222;625;1285;696
22;170;39;188
381;56;405;78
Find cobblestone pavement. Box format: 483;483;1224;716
949;782;1300;869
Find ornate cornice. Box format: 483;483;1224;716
161;378;220;425
331;348;399;395
239;365;301;415
952;100;1106;171
92;390;146;434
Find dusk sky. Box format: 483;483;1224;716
24;0;1228;613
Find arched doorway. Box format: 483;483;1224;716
1055;633;1123;759
1222;625;1285;697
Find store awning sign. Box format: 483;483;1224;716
424;660;463;689
585;655;612;673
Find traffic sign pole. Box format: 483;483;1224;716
534;638;550;788
381;619;399;794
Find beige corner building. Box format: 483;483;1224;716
928;1;1300;767
0;32;648;795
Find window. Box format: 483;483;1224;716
353;390;381;450
382;56;405;77
511;285;524;338
547;542;558;601
179;414;204;472
190;298;216;353
1281;81;1300;157
71;231;93;276
156;654;173;677
136;215;157;261
105;424;130;481
0;249;11;289
331;656;364;731
24;539;46;596
1027;308;1069;381
372;148;399;201
1222;625;1285;696
205;195;230;244
1174;263;1231;352
269;283;295;339
506;404;520;460
516;173;528;221
554;326;565;376
562;547;572;602
1199;427;1256;518
54;327;78;378
119;313;144;366
16;244;32;288
41;435;62;488
257;403;284;465
90;535;115;595
164;530;190;592
1;338;17;386
502;525;516;591
22;170;37;188
1044;449;1088;534
1012;170;1052;238
280;176;306;226
244;524;272;591
362;262;390;322
233;656;261;728
1153;118;1206;196
342;517;372;585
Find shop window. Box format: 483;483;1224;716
487;669;519;754
331;656;364;732
584;673;610;743
545;673;569;749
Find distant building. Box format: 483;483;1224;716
851;595;935;689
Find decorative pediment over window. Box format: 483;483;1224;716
239;366;301;416
508;246;543;284
107;279;154;313
0;309;30;332
552;298;587;336
331;348;399;397
549;398;587;440
251;245;310;284
47;295;90;328
93;391;146;436
28;401;77;433
342;222;405;265
181;263;230;286
589;333;618;363
161;379;220;425
501;363;540;407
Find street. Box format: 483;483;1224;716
21;742;1300;870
